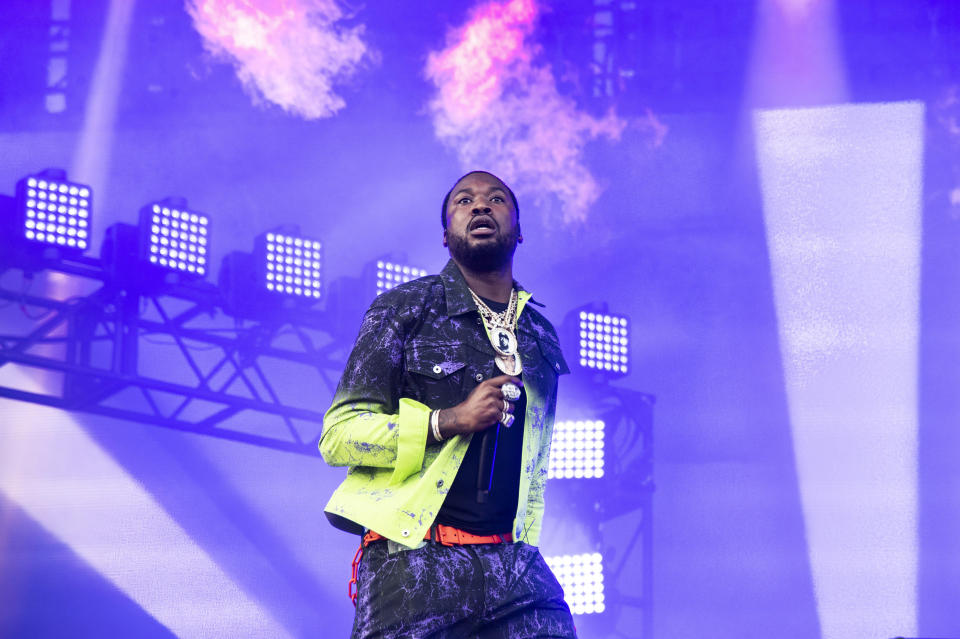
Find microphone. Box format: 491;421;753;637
476;424;501;503
476;382;520;503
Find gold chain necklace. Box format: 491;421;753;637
469;288;522;375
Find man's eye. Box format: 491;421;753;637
491;196;504;203
457;197;471;205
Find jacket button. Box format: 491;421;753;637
401;529;410;537
436;480;444;488
555;362;561;370
475;373;483;382
476;317;482;324
433;364;443;374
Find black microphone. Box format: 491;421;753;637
476;381;520;503
476;424;500;503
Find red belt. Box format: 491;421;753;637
365;524;513;547
349;524;513;605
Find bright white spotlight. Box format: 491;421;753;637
0;381;293;638
575;310;629;375
547;420;604;479
544;552;605;615
16;171;92;252
375;259;427;295
755;101;923;639
139;201;209;277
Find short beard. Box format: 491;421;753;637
448;228;518;273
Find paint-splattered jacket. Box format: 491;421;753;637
319;259;569;549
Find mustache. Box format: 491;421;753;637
469;215;498;231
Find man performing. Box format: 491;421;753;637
319;170;577;638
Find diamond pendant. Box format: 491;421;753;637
495;354;522;375
490;326;518;356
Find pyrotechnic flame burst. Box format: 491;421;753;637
426;0;625;224
186;0;371;120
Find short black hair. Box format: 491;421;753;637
441;170;519;229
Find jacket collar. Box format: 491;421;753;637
440;259;542;317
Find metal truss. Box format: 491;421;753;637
1;253;655;634
596;387;654;639
550;385;654;638
588;0;639;102
0;255;347;456
45;2;73;115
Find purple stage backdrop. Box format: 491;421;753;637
1;1;959;638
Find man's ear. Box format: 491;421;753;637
517;225;523;244
442;229;448;247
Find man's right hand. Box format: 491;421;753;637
434;375;522;440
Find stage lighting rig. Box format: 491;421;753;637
219;226;323;320
100;198;210;293
544;553;606;615
371;258;427;296
566;305;630;377
7;169;92;257
547;419;605;479
255;228;322;300
139;199;209;278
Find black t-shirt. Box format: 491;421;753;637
434;297;526;535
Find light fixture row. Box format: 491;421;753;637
7;170;631;380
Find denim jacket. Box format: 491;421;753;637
319;259;569;548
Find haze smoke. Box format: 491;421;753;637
426;0;625;224
186;0;370;120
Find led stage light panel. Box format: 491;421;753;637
548;420;604;479
263;232;322;299
578;311;629;374
376;260;427;295
545;553;605;615
144;204;209;275
20;176;91;250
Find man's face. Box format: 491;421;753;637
444;172;521;272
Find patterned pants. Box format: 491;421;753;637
351;539;578;638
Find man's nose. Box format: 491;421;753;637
471;205;491;215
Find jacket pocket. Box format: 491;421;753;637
403;340;466;406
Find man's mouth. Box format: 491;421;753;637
469;216;497;236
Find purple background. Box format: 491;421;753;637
1;1;959;637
